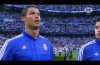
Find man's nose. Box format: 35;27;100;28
35;14;40;18
97;28;100;32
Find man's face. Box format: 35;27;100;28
22;7;41;30
95;22;100;39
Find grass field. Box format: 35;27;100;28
55;51;78;61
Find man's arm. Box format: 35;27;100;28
0;39;14;61
76;46;86;61
50;44;54;61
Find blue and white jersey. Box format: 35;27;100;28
0;31;54;61
76;38;100;61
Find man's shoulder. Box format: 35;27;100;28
81;40;95;50
5;34;23;43
39;35;51;43
84;40;95;46
39;35;47;40
1;34;23;50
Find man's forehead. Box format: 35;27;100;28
27;7;39;12
96;22;100;25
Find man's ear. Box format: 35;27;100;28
22;16;26;23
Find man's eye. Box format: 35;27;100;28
30;12;35;15
96;26;99;29
37;13;40;16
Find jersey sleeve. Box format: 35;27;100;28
0;39;14;61
50;43;55;61
76;46;86;61
47;40;55;61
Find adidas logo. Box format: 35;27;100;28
22;45;27;49
95;52;99;56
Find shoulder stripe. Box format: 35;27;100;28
0;34;23;60
77;40;95;61
39;35;46;39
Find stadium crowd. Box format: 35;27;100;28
0;4;100;52
37;5;100;11
0;11;98;34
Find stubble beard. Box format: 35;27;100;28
29;25;40;30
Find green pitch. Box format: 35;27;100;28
54;51;78;61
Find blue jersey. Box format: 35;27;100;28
76;38;100;61
0;31;54;61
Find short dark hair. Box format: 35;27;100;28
21;5;37;17
96;18;100;23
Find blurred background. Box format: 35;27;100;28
0;4;100;61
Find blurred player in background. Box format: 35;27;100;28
0;5;54;61
63;47;67;61
76;18;100;61
67;47;73;60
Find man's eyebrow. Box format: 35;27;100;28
29;10;39;12
95;26;99;28
29;11;40;13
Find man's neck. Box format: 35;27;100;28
25;28;39;39
98;38;100;41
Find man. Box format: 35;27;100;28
76;18;100;61
63;47;67;61
67;47;73;60
0;5;54;61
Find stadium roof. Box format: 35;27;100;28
3;4;26;8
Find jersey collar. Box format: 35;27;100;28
22;31;39;40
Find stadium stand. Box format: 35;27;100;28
0;5;99;59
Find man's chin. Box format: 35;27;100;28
97;37;100;40
98;38;100;41
31;27;40;30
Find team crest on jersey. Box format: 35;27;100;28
43;44;47;51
